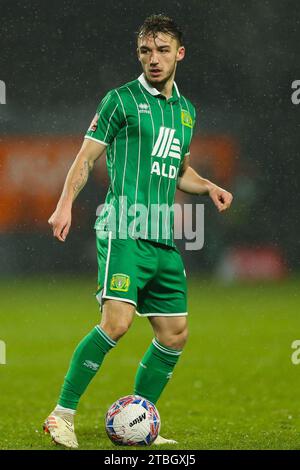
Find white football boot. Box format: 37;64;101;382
43;410;78;449
153;435;178;445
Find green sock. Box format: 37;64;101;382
134;338;182;404
58;326;116;410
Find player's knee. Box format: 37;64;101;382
181;326;189;347
160;326;189;351
173;327;189;350
101;299;135;341
100;314;132;340
100;319;131;341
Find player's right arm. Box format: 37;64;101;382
49;89;122;242
48;138;106;242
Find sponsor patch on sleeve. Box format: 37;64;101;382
88;113;99;132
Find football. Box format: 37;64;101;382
105;395;160;446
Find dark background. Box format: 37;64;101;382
0;0;299;277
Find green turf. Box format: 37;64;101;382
1;276;300;450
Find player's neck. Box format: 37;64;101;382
155;79;174;100
145;70;176;100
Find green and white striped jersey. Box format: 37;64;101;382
85;73;196;247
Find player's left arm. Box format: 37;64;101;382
177;154;233;212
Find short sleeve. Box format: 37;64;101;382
85;90;123;146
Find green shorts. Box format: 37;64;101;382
95;231;188;316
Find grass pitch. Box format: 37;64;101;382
1;276;300;450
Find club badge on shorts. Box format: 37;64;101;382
110;273;130;292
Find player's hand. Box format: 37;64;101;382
209;185;233;212
48;206;72;242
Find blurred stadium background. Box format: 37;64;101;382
1;0;300;450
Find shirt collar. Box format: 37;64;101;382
138;73;180;102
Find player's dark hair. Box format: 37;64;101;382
137;14;183;46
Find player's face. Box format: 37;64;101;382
137;32;185;86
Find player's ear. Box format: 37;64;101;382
136;47;141;62
176;46;185;62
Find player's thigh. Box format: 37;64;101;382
138;244;187;315
96;231;138;309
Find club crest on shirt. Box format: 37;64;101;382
88;113;99;132
181;109;193;128
110;273;130;292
